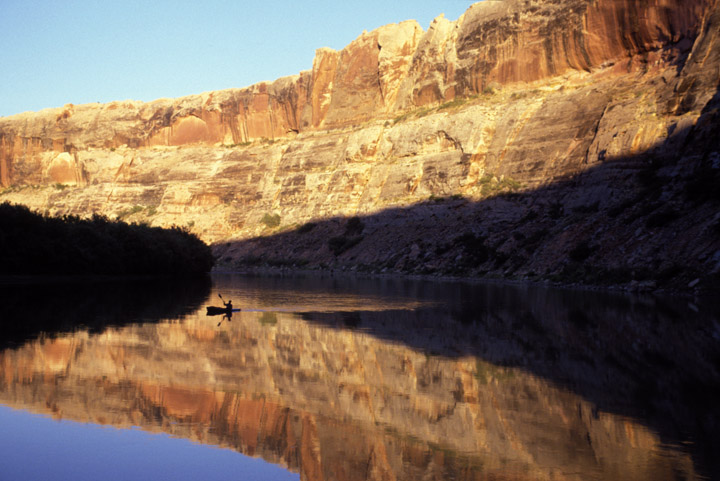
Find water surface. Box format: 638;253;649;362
0;273;718;480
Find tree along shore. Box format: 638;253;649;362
0;202;214;276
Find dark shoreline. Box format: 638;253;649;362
211;264;716;303
0;275;212;349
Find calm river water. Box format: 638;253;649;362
0;273;718;480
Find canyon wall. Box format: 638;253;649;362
1;0;719;288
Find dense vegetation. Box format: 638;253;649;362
0;202;214;276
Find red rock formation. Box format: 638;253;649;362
1;0;712;165
407;0;713;103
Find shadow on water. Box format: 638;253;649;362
214;272;720;479
0;276;212;348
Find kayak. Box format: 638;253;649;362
206;306;242;315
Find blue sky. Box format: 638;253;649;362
0;1;476;117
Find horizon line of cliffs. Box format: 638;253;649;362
0;0;715;187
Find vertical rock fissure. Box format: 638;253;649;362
584;103;610;165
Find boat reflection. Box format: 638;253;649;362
0;275;717;480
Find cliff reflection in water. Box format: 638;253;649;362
1;274;718;480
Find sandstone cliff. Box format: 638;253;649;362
1;0;719;289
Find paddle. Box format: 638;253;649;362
217;314;232;327
218;293;229;307
214;293;231;326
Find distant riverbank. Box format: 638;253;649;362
0;202;214;276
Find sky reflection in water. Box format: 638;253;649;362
0;405;298;481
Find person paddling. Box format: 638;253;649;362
218;293;233;311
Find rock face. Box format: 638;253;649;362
1;0;719;288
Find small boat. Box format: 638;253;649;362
206;306;242;315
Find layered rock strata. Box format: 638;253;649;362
0;0;719;288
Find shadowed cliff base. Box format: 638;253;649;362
0;202;215;276
0;276;211;348
213;84;720;295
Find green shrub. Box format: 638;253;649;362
569;240;595;262
478;173;522;196
392;106;432;124
572;202;599;214
548;203;564;219
117;205;145;219
261;213;281;228
327;217;365;255
392;112;412;124
608;198;635;218
329;235;363;256
520;210;538;222
454;232;492;265
482;83;500;95
684;168;720;204
645;209;679;229
415;107;433;118
523;228;548;248
345;216;365;236
499;177;522;190
437;98;468;110
493;251;510;267
657;264;684;285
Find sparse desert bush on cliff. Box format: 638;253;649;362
0;202;214;276
328;216;365;256
328;235;363;256
261;213;281;228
